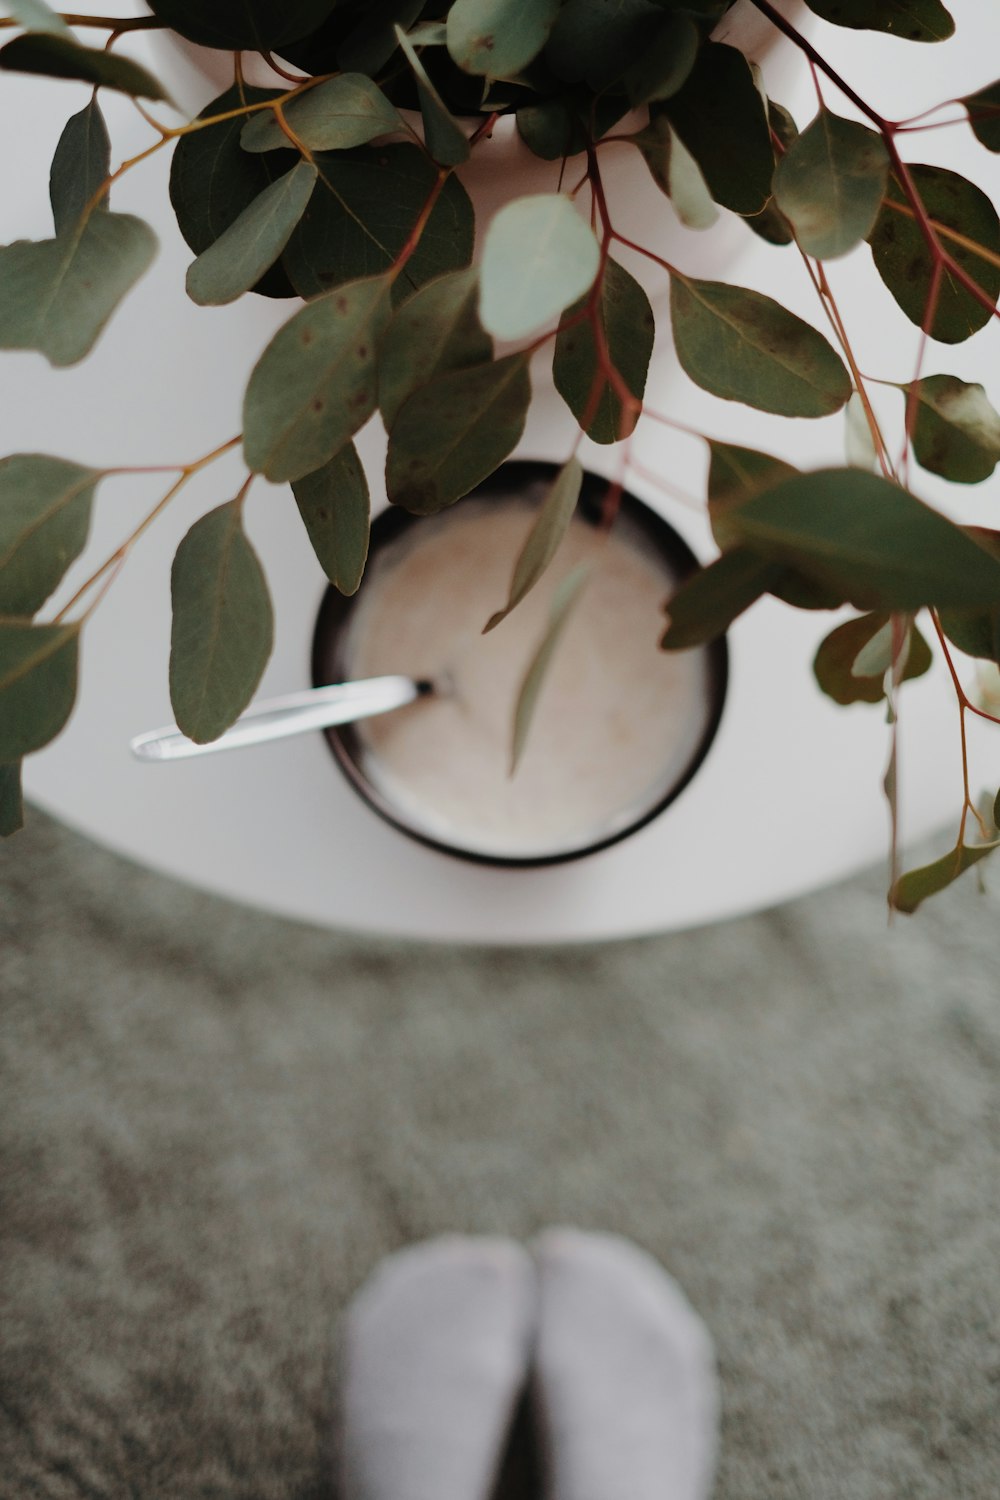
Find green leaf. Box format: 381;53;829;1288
937;606;1000;664
386;353;531;514
484;457;583;632
661;548;782;649
479;194;600;340
891;832;999;915
868;164;1000;344
240;75;401;154
378;267;491;429
49;100;110;236
282;143;474;305
0;760;23;838
335;0;425;74
963;81;1000;153
0;454;100;616
186;161;317;307
0;32;169;100
0;210;157;368
633;114;718;230
0;620;79;760
623;10;698;107
670;276;851;417
291;446;370;597
168;500;274;744
802;0;954;43
545;0;666;93
243;274;392;484
5;0;71;36
516;98;587;161
446;0;561;76
552;258;654;443
814;611;931;705
510;563;589;774
772;109;889;260
721;467;1000;610
747;101;798;248
904;375;1000;483
146;0;334;50
395;26;470;166
658;43;773;216
407;21;447;45
169;85;299;300
845;390;879;471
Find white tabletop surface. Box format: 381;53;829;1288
5;1;999;941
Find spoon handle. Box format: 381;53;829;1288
130;676;429;762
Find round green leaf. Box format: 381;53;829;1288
670;276;851;418
545;0;664;92
240;75;401;154
0;620;79;760
49;100;110;236
868;164;1000;344
963;82;1000;153
378;267;491;430
186;162;318;308
814;611;932;705
553;257;654;444
243;274;392;484
386;353;531;513
773;109;889;260
802;0;954;43
479;195;600;340
516;98;587;162
168;501;274;745
146;0;335;51
291;445;370;596
0;32;169;100
0;455;100;616
661;548;782;650
447;0;561;76
0;211;157;368
905;375;1000;484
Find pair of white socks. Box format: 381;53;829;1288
339;1229;718;1500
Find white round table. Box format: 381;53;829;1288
5;1;999;940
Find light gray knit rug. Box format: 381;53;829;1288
2;807;999;1499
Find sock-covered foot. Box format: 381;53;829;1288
532;1228;718;1500
339;1236;536;1500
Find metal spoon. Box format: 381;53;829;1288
130;676;433;762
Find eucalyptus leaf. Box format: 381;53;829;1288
802;0;954;43
516;98;587;161
292;446;370;596
904;375;1000;483
747;101;798;247
283;143;474;305
722;467;1000;610
510;563;589;774
240;76;401;154
0;760;23;838
243;274;392;484
891;833;999;916
0;32;169;100
868;164;1000;344
0;210;157;367
553;258;654;443
386;353;531;513
407;21;447;45
186;161;318;307
670;276;851;417
49;100;110;236
937;606;1000;664
378;267;491;429
479;194;600;340
0;454;100;616
5;0;71;36
335;0;425;73
963;81;1000;153
814;611;931;706
545;0;665;93
634;114;718;230
658;43;773;216
146;0;333;50
845;391;879;470
0;619;79;760
484;457;583;632
395;26;470;166
447;0;561;77
661;548;782;650
773;110;889;260
624;9;698;107
168;501;273;744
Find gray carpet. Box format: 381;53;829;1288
2;807;999;1499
